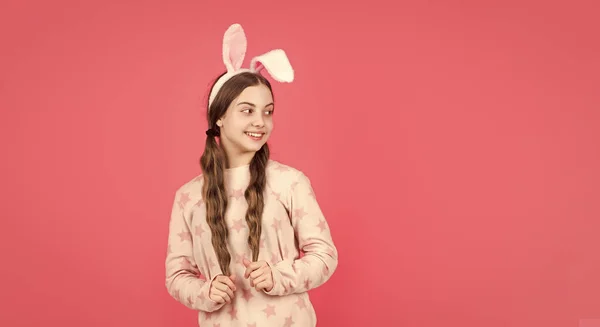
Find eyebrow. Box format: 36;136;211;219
237;101;274;108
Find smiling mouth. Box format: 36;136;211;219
245;131;265;140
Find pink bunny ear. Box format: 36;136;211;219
208;25;295;108
250;49;294;82
222;23;247;72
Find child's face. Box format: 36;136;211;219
218;84;274;157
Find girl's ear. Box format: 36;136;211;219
222;24;247;73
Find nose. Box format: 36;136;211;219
252;113;265;127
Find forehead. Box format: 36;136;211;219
234;84;273;106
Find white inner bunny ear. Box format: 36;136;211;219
222;23;247;72
250;49;294;83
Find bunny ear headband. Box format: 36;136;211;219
208;23;295;108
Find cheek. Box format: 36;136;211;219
265;119;274;130
227;118;248;133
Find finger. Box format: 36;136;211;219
244;264;259;278
250;267;266;280
225;286;234;301
253;274;268;287
216;275;236;291
250;273;268;289
251;261;265;270
214;281;229;292
255;280;272;292
244;261;265;278
211;289;226;303
243;258;251;267
216;282;235;299
214;288;232;303
244;265;258;279
216;275;231;283
220;276;236;291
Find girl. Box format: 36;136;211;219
165;23;338;327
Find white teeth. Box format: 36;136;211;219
245;132;263;138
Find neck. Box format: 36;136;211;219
225;150;255;169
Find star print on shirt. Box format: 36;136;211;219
195;224;205;237
241;288;253;302
275;164;289;172
231;218;246;233
304;278;311;290
291;181;299;191
283;316;295;327
178;231;192;242
230;188;244;200
283;245;289;259
166;160;337;326
228;304;238;320
263;304;276;318
293;207;307;221
317;219;327;232
295;296;307;309
271;218;282;232
178;192;191;209
236;253;249;265
271;190;281;201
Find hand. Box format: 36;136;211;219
209;274;237;304
243;258;274;292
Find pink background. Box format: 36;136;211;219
1;0;599;326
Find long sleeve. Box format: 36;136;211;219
164;189;225;312
265;172;338;296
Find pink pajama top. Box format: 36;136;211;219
165;160;338;326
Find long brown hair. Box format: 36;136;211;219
200;72;273;276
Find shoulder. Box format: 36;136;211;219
172;173;204;211
267;159;305;179
266;159;313;191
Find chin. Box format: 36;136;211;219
241;134;269;152
244;142;266;152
